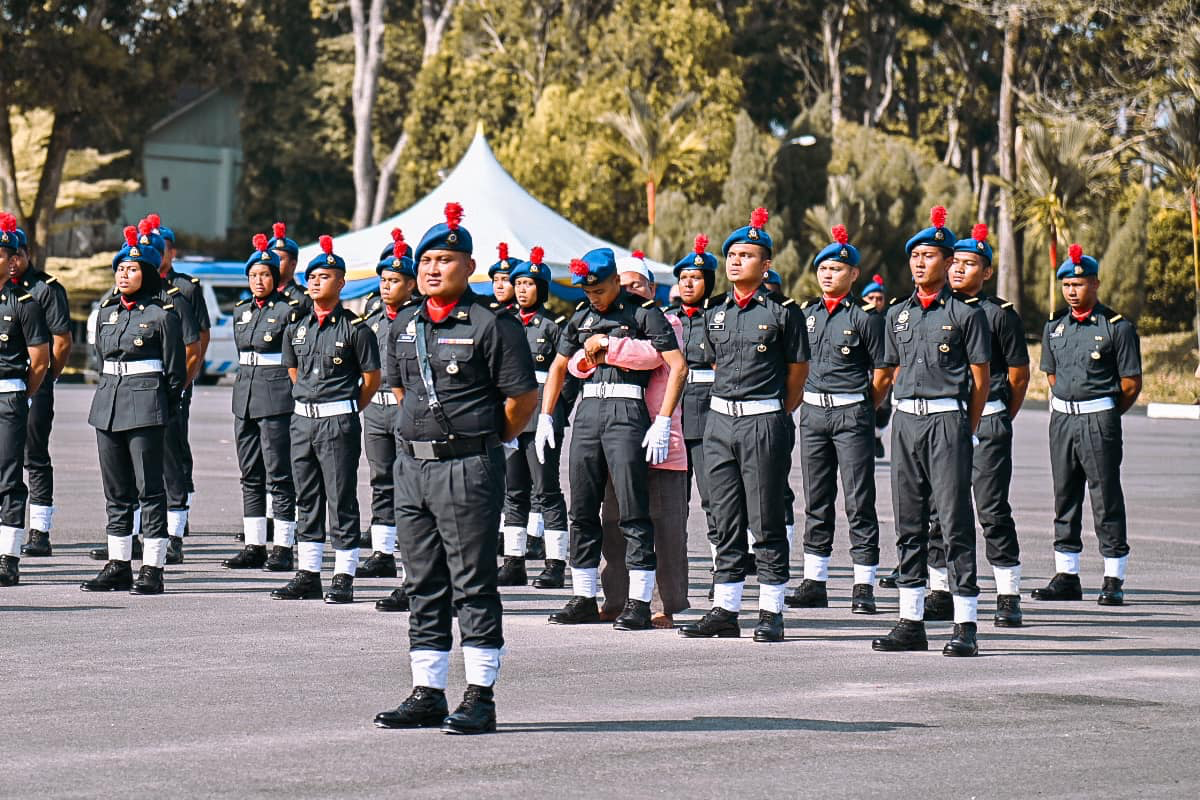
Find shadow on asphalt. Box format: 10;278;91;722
498;716;933;733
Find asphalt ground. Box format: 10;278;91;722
4;385;1199;799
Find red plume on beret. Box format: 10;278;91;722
273;222;287;239
694;234;709;254
444;202;464;231
530;246;544;265
391;227;403;243
124;225;138;247
831;224;849;245
138;218;153;235
873;273;884;285
750;207;769;229
497;242;508;262
1069;243;1083;264
631;250;645;259
253;233;269;252
569;258;590;277
147;213;162;231
319;235;334;255
0;212;15;233
393;230;406;259
930;206;947;228
972;223;989;242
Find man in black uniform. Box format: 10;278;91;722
270;221;312;313
362;228;415;319
677;208;808;643
2;222;70;559
925;224;1030;626
488;242;519;314
223;234;300;571
860;274;891;461
535;248;686;631
871;206;991;657
273;235;380;603
1032;244;1141;606
786;225;887;615
373;202;538;735
358;233;417;591
0;214;50;586
82;226;187;594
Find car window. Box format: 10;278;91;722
211;285;252;318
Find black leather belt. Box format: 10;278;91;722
399;434;500;460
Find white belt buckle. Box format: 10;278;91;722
727;400;743;418
1068;401;1079;415
820;393;833;409
595;383;608;400
305;403;319;418
915;399;928;415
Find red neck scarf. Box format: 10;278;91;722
254;297;267;309
682;304;701;318
518;308;537;326
426;296;459;324
823;293;846;315
385;305;398;321
733;288;756;309
313;305;334;326
1071;304;1095;322
120;295;136;311
916;286;941;310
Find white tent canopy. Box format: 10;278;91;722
296;126;674;286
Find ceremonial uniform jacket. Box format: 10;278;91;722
0;286;49;381
882;285;991;402
666;298;716;439
232;292;301;419
957;293;1029;407
801;295;885;395
282;302;380;405
557;290;678;390
702;290;809;402
1040;303;1140;402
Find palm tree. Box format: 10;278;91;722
597;88;707;261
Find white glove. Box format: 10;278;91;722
641;415;672;465
534;413;556;464
502;437;519;452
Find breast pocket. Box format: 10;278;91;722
392;340;418;385
124;327;161;356
127;375;163;421
833;330;860;360
433;342;476;383
934;330;962;366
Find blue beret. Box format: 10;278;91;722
114;242;162;273
269;223;300;257
905;206;956;255
861;274;885;297
1057;245;1099;279
568;247;616;287
377;253;416;278
307;236;346;272
245;234;281;275
954;223;993;264
812;225;860;268
12;227;28;250
488;258;520;278
723;207;773;257
763;269;783;286
157;225;175;244
137;227;166;257
415;203;472;263
0;228;18;251
674;235;719;277
378;236;413;261
510;247;551;284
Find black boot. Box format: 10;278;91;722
165;536;184;565
357;551;397;578
223;545;267;569
131;565;164;595
20;530;51;557
877;566;899;589
91;537;142;561
548;595;601;624
785;579;828;608
0;554;18;586
496;556;528;587
943;622;979;657
871;619;929;652
373;687;449;728
532;559;565;589
753;610;785;642
1030;572;1083;601
324;573;354;604
263;546;294;572
526;536;545;560
81;560;133;592
1098;577;1125;606
678;607;740;638
375;586;410;612
994;594;1023;627
270;570;323;600
442;685;496;735
851;583;877;614
924;590;954;621
613;599;652;631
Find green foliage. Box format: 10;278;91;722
1100;186;1150;321
1141;205;1196;334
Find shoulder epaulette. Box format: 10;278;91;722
554;315;566;324
781;297;796;307
44;275;58;284
1050;307;1070;321
801;298;818;310
1108;313;1123;323
890;296;902;305
18;293;32;303
235;298;248;307
861;301;875;311
364;291;377;301
575;300;587;311
288;299;300;305
641;299;656;308
351;316;366;326
167;286;181;295
190;276;200;284
964;296;980;304
289;311;299;323
703;297;712;309
163;303;174;310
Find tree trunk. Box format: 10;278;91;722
371;131;409;225
822;3;849;128
0;82;21;219
29;113;75;260
996;3;1022;311
1190;189;1200;375
903;51;920;140
1047;223;1058;321
350;0;387;231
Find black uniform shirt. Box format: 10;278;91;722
164;269;211;332
156;287;201;346
362;298;417;392
387;290;537;441
667;298;717;439
703;290;809;402
280;280;313;314
283;302;380;405
517;305;574;432
15;269;70;336
883;285;991;402
960;293;1030;405
557;290;678;390
1040;303;1140;402
232;292;301;419
0;288;49;379
802;296;886;395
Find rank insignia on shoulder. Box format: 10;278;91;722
964;296;979;304
576;301;587;310
163;304;174;310
168;287;180;295
456;310;469;319
782;298;795;306
190;277;200;284
1001;301;1014;309
289;299;299;305
18;293;31;302
555;315;566;324
861;302;874;310
1109;314;1123;322
351;317;365;326
641;299;655;308
890;297;902;305
45;275;58;284
235;298;248;306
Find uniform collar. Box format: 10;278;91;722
907;283;951;308
310;301;344;327
420;288;478;324
724;288;766;308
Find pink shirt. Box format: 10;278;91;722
568;314;687;471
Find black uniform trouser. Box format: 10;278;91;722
929;411;1019;570
705;409;791;585
25;382;53;508
163;395;190;512
363;402;398;528
568;397;655;571
891;409;978;596
291;413;361;550
180;388;194;494
0;394;30;527
503;429;567;532
799;401;880;565
1049;408;1128;558
234;413;295;520
783;415;796;529
96;425;167;539
685;437;717;549
395;446;505;651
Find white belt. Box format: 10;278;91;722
896;398;961;415
710;397;783;417
239;351;283;366
535;370;549;385
688;369;715;384
803;392;866;408
581;383;644;400
981;400;1007;416
1051;396;1116;415
102;359;163;376
0;378;26;393
294;400;356;418
371;391;398;406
